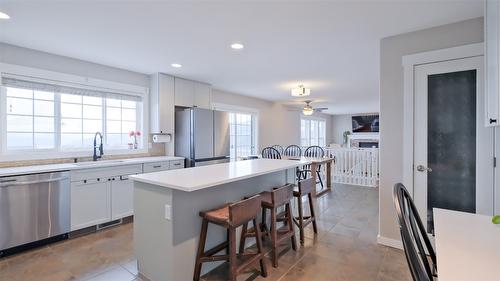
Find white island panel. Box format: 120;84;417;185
132;159;303;281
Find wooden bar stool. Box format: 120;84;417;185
193;195;267;281
293;178;318;244
240;184;297;268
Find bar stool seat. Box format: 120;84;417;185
200;204;230;224
194;196;267;281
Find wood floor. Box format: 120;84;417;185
0;184;411;281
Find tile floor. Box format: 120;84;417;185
0;184;411;281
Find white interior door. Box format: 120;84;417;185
414;56;494;234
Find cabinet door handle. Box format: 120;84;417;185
153;165;161;168
490;118;497;124
173;163;181;166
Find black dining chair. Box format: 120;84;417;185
393;183;437;281
271;145;284;155
304;146;325;189
284;145;306;180
284;145;302;157
261;147;281;159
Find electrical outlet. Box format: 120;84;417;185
164;204;171;220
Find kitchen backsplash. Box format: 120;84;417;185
0;142;166;168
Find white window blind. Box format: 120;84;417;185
2;76;143;152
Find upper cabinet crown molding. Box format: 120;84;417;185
486;0;500;127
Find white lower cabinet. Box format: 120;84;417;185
70;160;183;231
111;175;135;220
71;179;111;231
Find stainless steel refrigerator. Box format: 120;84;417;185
175;108;230;167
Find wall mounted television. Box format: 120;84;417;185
352;114;379;133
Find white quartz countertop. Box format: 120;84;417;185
0;156;184;177
130;158;309;192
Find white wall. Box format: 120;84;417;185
331;114;352;144
379;17;484;243
212;89;333;150
0;43;149;87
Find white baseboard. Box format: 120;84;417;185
377;235;403;250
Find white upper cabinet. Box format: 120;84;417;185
174;77;195;107
194;82;212;109
486;0;500;126
174;78;212;109
150;73;175;134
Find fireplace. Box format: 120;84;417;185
359;141;379;148
348;133;379;148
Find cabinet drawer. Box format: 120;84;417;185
169;160;184;169
143;161;170;173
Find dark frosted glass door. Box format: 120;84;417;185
427;70;476;233
413;56;493;236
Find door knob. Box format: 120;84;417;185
416;165;432;172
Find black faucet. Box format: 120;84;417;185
93;132;104;161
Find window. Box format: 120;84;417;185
300;118;326;147
229;112;257;159
1;76;144;154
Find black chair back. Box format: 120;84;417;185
271;145;284;155
304;146;324;158
261;147;281;159
284;145;302;157
393;183;436;281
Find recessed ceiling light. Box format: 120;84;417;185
0;11;10;20
171;63;182;68
231;43;244;50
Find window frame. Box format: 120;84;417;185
300;117;327;147
0;63;149;162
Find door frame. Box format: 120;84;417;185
401;43;484;197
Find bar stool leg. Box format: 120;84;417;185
297;196;305;245
228;227;237;281
239;221;248;254
254;218;268;277
193;219;208;281
308;193;318;233
270;207;278;267
286;202;297;251
261;207;268;235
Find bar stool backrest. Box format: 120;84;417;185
261;147;282;159
298;178;315;195
272;184;294;206
304;146;325;158
284;145;302;157
229;195;262;227
271;145;284;155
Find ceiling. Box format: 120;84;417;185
0;0;483;114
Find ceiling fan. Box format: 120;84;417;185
288;100;328;115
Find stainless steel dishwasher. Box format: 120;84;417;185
0;171;70;255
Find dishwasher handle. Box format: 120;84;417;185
0;176;69;187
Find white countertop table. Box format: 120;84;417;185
434;208;500;281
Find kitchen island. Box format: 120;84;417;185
130;158;307;281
